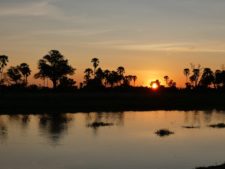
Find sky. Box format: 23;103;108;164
1;0;225;87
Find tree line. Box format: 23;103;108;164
0;50;225;90
182;64;225;89
162;64;225;90
0;50;137;90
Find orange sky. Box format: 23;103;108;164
1;0;225;87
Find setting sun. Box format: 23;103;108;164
152;83;159;90
150;80;160;90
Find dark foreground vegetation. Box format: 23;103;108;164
196;163;225;169
0;89;225;114
0;50;225;113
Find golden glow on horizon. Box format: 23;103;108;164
1;0;225;88
151;83;159;90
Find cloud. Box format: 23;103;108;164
0;1;61;17
112;43;225;53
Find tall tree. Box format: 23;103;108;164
84;68;93;83
7;67;22;84
183;68;190;83
189;68;201;88
200;68;215;88
103;69;110;87
95;68;104;82
35;50;75;89
18;63;31;85
91;58;99;77
124;75;133;86
117;66;125;76
164;76;169;86
108;71;119;87
132;75;137;86
0;55;9;81
117;66;125;85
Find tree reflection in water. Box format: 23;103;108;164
0;117;7;143
183;110;225;128
0;110;224;144
85;112;124;135
38;114;73;144
8;115;31;129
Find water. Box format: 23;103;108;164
0;110;225;169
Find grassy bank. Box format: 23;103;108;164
0;90;225;114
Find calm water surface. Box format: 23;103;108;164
0;110;225;169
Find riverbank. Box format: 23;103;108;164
0;91;225;114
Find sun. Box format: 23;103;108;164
152;83;159;90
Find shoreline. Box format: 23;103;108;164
0;91;225;114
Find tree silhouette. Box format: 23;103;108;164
0;55;9;82
183;68;190;83
103;69;110;87
7;67;22;84
18;63;31;85
215;70;223;88
84;68;93;83
150;80;161;88
132;75;137;86
168;80;176;88
199;68;215;88
95;68;104;83
189;68;201;88
108;71;119;87
117;66;125;85
35;50;75;89
58;76;76;89
117;66;125;76
124;75;133;86
91;58;99;77
164;76;169;86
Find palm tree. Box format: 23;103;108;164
117;66;125;85
168;80;176;88
132;75;137;86
117;66;125;76
124;75;133;86
164;76;169;86
91;58;99;77
7;67;22;84
108;71;119;87
190;68;200;87
0;55;9;81
103;69;110;87
18;63;31;85
95;68;104;82
200;68;215;88
189;75;195;87
84;68;93;83
189;64;201;88
183;68;190;83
